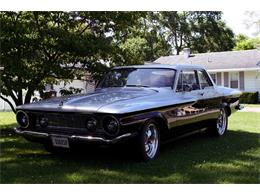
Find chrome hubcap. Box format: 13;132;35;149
144;123;159;159
216;109;227;135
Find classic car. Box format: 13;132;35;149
15;64;242;161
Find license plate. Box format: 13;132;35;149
51;136;70;148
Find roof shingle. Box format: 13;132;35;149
154;49;260;71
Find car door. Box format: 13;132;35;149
170;69;207;136
195;69;221;126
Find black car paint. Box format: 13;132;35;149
14;64;241;147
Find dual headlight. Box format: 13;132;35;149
16;110;30;128
102;116;119;136
17;111;46;128
86;116;119;136
39;115;48;128
86;117;97;132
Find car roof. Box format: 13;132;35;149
112;64;205;70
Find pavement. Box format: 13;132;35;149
238;107;260;113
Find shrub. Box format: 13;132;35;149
239;92;259;104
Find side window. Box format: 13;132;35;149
176;70;200;92
197;70;213;89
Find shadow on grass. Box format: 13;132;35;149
0;123;17;131
0;126;16;136
0;128;259;183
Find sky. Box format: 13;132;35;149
222;11;259;38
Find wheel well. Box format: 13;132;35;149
224;105;231;117
153;117;169;132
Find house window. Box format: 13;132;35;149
230;72;239;89
210;73;217;84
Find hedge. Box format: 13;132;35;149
239;91;259;104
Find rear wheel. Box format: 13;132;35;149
210;107;228;136
137;120;160;161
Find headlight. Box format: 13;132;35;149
86;117;97;132
16;110;30;128
103;116;119;136
39;115;48;128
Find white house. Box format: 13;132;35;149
155;49;260;100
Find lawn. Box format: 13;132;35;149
0;111;259;183
0;111;16;130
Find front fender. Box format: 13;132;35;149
119;111;167;127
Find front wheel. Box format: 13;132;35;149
137;120;160;161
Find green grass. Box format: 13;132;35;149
0;111;259;183
0;112;16;130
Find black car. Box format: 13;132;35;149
15;64;242;161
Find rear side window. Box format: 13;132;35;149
176;70;200;92
197;70;213;89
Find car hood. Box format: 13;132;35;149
18;88;160;113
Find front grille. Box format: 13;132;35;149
29;112;105;137
40;113;86;129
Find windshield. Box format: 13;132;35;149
98;68;176;88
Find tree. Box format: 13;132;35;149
0;11;143;113
120;37;149;65
135;13;172;62
114;12;171;64
155;11;235;54
233;34;260;50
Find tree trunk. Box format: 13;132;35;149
17;90;23;106
24;89;33;104
0;94;16;113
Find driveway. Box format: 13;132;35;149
239;107;260;113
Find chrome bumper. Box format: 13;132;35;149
14;128;135;144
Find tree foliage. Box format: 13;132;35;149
0;11;143;112
120;37;149;65
155;11;235;54
233;34;260;51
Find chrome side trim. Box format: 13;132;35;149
14;128;49;138
70;133;133;144
14;128;134;144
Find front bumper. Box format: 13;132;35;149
14;128;136;144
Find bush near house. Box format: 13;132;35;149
239;92;259;104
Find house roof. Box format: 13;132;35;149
113;64;203;70
154;49;260;72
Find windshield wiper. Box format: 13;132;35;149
125;84;150;88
